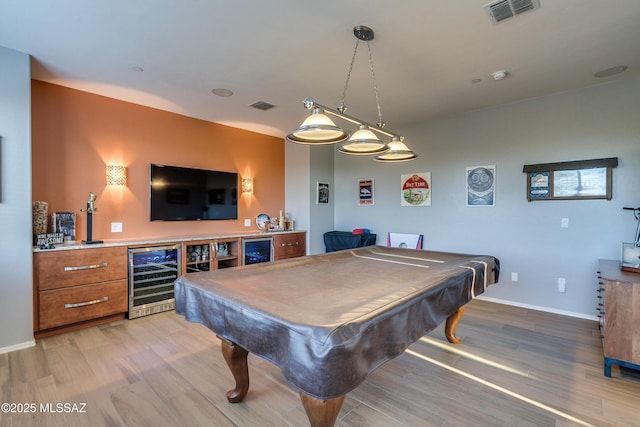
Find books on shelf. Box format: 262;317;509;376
52;212;76;242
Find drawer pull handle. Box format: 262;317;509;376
65;296;109;309
282;242;299;247
64;262;108;271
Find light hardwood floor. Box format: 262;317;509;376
2;299;639;427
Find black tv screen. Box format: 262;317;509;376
150;164;238;221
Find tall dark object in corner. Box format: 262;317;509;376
81;192;103;244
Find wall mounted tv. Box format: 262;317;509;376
150;164;238;221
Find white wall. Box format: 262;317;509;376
285;142;311;253
333;77;640;318
0;46;34;352
285;143;335;254
308;145;335;254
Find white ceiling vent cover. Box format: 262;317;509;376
484;0;540;24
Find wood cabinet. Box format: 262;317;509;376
183;241;213;273
214;237;240;269
273;232;306;261
597;259;640;376
32;232;306;338
182;238;240;274
33;246;129;338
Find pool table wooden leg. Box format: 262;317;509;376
445;305;466;344
220;338;250;403
299;392;345;427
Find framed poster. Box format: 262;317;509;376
401;172;431;206
358;179;374;205
466;165;495;207
316;182;329;204
528;171;550;199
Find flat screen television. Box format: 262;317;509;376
150;164;238;221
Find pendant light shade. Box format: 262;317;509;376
374;137;418;162
338;125;389;155
286;108;348;144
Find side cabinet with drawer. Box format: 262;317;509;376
272;232;306;261
597;259;640;377
33;246;129;338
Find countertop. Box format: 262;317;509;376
33;230;305;252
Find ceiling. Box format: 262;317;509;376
2;0;639;139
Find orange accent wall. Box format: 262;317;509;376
31;80;284;241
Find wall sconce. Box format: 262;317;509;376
242;177;253;194
106;165;127;186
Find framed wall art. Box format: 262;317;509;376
401;172;431;207
358;179;374;205
523;157;617;201
316;182;329;204
466;165;496;207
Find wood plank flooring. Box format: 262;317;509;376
2;299;639;426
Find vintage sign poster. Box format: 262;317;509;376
401;172;431;206
528;171;550;199
358;179;374;205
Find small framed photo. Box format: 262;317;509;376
316;182;329;204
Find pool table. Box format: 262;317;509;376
175;245;499;426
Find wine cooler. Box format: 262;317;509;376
242;237;273;265
128;244;181;319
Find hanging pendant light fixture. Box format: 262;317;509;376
286;107;348;143
286;26;417;161
338;125;388;155
374;137;418;162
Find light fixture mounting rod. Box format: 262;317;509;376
302;98;401;140
354;25;374;41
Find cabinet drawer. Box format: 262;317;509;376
39;279;128;330
274;233;306;260
36;247;128;290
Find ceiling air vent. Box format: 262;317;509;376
250;100;276;111
484;0;540;24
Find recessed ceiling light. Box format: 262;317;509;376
594;65;628;78
492;70;508;80
212;88;234;97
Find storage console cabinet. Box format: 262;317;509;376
597;259;640;377
33;246;129;338
33;231;306;338
182;237;240;273
273;232;306;260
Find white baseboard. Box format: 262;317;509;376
0;339;36;355
477;295;598;322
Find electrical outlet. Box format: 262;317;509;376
511;272;518;282
244;219;251;227
558;277;566;293
111;222;123;233
561;218;569;228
